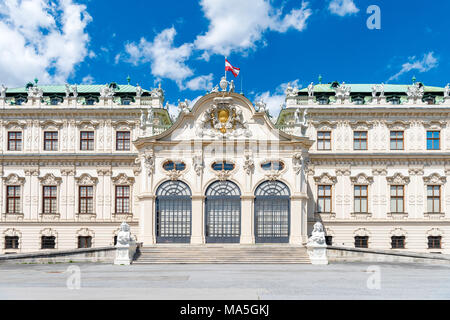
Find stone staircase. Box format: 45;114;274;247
134;244;311;264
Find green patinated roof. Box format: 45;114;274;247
298;83;445;94
6;84;149;94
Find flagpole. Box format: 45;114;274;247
224;56;227;81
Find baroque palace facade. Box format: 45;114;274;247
0;78;449;254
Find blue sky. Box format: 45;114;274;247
0;0;449;116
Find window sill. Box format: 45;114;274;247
387;212;408;220
314;212;336;220
2;213;24;221
76;213;96;221
39;213;60;221
424;212;445;219
350;212;372;220
113;212;133;221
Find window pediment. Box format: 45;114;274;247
390;228;407;237
111;173;135;185
354;228;370;237
5;120;26;130
112;120;136;130
75;173;98;185
39;173;62;186
349;121;373;130
423;173;446;185
427;228;443;237
40;228;57;237
77;228;94;237
313;172;337;185
385;120;410;130
350;173;374;185
423;120;446;130
76;120;100;129
386;173;410;185
3;173;25;185
3;228;21;237
40;120;63;130
311;120;337;131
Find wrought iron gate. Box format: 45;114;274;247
155;180;192;243
254;181;290;243
205;180;241;243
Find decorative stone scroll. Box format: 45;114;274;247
350;173;374;185
423;173;447;185
313;172;337;185
386;173;410;185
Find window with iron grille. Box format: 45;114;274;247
80;131;94;150
115;186;130;214
354;185;368;213
391;236;405;249
317;185;332;213
390;131;404;150
355;236;368;248
317;131;331;150
43;186;57;214
427;131;440;150
353;131;367;150
8;132;22;151
5;236;19;249
43;131;58;151
78;236;92;248
428;236;442;249
79;186;93;214
390;185;404;213
325;236;333;246
113;236;117;245
116;131;130;151
41;236;56;249
427;185;441;213
6;186;21;214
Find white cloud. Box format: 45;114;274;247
194;0;312;56
388;52;438;82
254;79;301;118
183;73;214;91
328;0;359;17
124;27;194;88
0;0;92;87
81;75;94;84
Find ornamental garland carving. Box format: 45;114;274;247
390;228;407;237
111;173;135;185
75;173;98;185
38;173;62;185
192;152;204;176
195;97;251;138
2;173;25;185
423;173;447;185
243;151;254;175
386;173;410;185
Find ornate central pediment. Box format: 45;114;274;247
196;97;251;138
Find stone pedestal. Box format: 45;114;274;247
307;243;328;265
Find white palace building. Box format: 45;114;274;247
0;77;449;254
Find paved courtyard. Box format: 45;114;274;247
0;262;449;300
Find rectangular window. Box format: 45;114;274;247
78;236;92;248
41;236;55;249
317;131;331;150
79;186;94;214
390;185;404;213
325;236;333;246
390;131;404;150
115;186;130;214
354;185;368;213
5;236;19;249
353;131;367;150
427;131;440;150
317;185;332;213
43;186;57;214
80;131;94;151
8;132;22;151
116;131;131;151
6;186;21;214
44;131;58;151
427;185;441;213
391;236;405;249
428;236;442;249
355;236;368;248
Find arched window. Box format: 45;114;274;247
205;181;241;243
254;181;290;243
156;181;192;243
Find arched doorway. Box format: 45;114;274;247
205;180;241;243
254;180;290;243
155;180;192;243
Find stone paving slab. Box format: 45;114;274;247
0;262;449;300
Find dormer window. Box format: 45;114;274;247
317;96;329;105
423;95;435;105
50;97;62;105
121;97;132;105
85;96;98;105
389;96;401;105
352;96;365;105
212;161;235;171
163;161;186;171
261;161;284;171
15;96;26;105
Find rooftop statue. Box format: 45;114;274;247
136;84;143;98
100;84;115;98
444;84;450;98
255;99;267;112
307;82;314;97
334;82;351;100
65;84;71;98
229;80;235;93
178;99;190;114
407;82;424;99
72;84;78;98
285;82;298;97
211;85;219;93
1;84;7;99
27;84;43;99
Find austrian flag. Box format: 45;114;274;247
225;59;240;77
